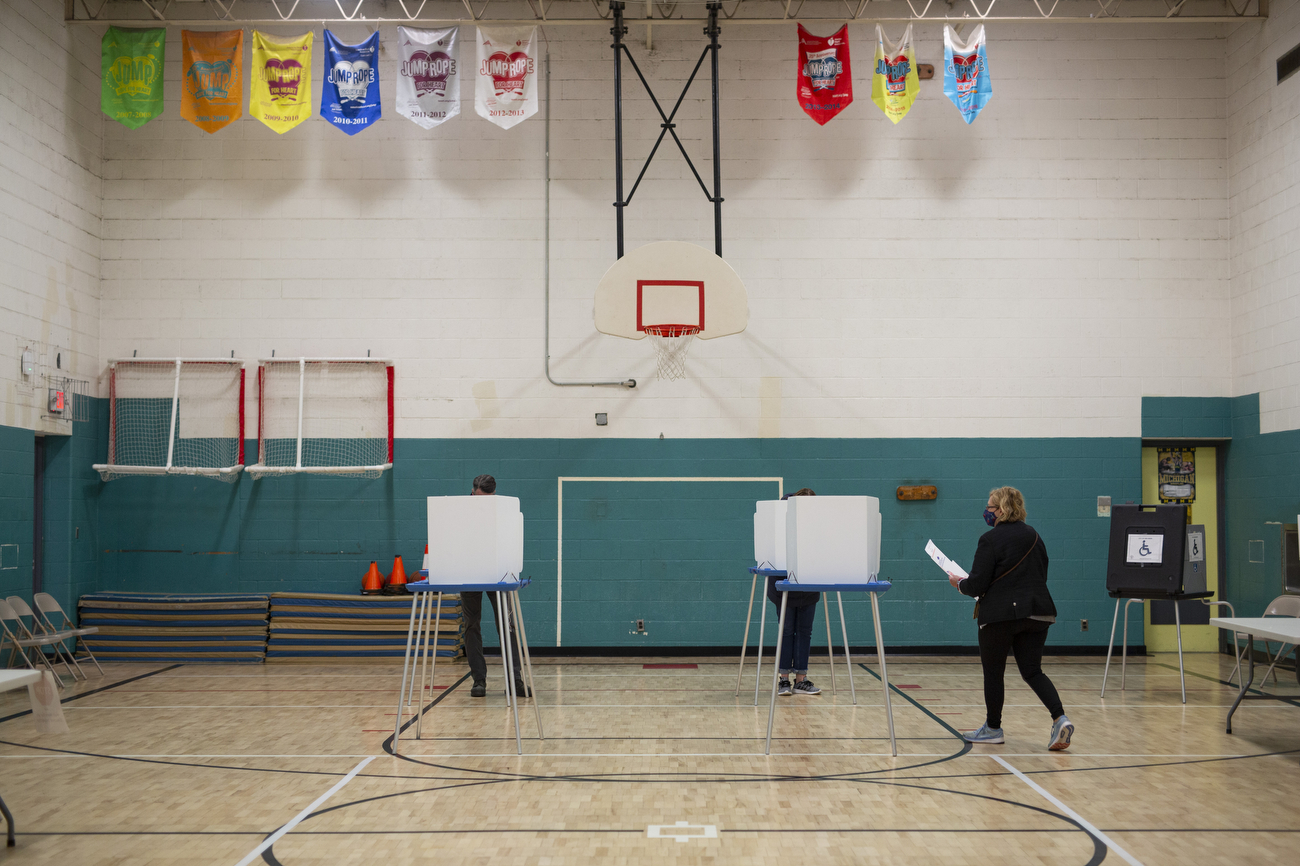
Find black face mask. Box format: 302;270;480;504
983;508;998;527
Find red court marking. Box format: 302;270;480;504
643;664;698;669
896;684;922;689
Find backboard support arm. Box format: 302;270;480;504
611;0;724;259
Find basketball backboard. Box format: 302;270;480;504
594;241;748;340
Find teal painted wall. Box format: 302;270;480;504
93;436;1142;648
1223;394;1300;620
0;425;35;599
1142;396;1232;440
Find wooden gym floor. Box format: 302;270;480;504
1;652;1297;865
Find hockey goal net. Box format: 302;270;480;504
93;359;245;482
247;358;394;479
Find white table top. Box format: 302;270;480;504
0;669;42;693
1210;617;1300;644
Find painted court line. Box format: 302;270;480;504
234;756;375;866
991;755;1145;866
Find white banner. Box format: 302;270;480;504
475;26;538;130
396;26;460;129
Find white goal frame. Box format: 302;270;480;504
246;357;394;479
93;358;246;482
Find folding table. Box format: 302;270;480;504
764;579;896;757
1210;616;1300;733
392;577;543;755
0;669;41;847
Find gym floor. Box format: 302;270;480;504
0;653;1296;865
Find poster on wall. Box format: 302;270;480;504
180;30;244;134
250;31;314;134
795;24;853;126
396;26;460;129
871;24;919;125
101;27;166;129
1158;448;1196;504
320;30;382;135
943;24;992;124
475;26;538;130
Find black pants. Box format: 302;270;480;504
461;591;522;685
977;618;1064;729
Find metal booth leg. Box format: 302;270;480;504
416;593;444;740
870;591;897;757
1120;598;1139;690
753;587;768;707
736;571;758;696
837;592;856;705
497;591;523;755
1174;598;1187;704
823;592;836;694
764;591;789;755
1100;598;1120;697
413;592;434;739
511;589;545;739
393;590;423;752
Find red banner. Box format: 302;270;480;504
796;24;853;126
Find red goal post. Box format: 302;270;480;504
246;358;394;479
93;358;246;482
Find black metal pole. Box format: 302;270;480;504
611;1;627;259
706;2;723;257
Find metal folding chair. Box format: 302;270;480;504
5;597;85;682
1258;595;1300;685
0;599;68;690
33;593;104;676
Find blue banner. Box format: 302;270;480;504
943;25;992;125
320;30;381;135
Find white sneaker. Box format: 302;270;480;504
962;723;1005;744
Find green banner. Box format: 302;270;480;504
102;26;166;129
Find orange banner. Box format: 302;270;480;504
181;30;243;133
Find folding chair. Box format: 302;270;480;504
5;597;84;682
1258;595;1300;685
33;593;104;676
0;599;68;690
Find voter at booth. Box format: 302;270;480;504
947;486;1075;751
766;488;821;696
460;474;528;698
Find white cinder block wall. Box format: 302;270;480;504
0;0;102;431
97;21;1233;440
1228;0;1300;434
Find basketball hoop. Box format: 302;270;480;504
643;325;700;380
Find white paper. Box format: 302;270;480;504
926;539;968;579
1126;533;1163;565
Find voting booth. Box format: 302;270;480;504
753;500;788;570
425;495;524;585
785;495;882;585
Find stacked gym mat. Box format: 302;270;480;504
265;592;463;663
77;592;270;662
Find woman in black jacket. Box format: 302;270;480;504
947;486;1074;750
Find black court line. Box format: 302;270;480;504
0;663;184;725
21;826;1300;838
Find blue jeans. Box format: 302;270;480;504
774;598;817;676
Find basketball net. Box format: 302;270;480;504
643;325;699;380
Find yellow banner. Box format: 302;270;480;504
871;24;919;125
181;30;243;133
250;31;314;134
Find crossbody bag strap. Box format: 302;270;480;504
972;531;1039;620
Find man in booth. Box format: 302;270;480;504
460;474;528;698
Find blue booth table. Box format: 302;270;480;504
765;578;897;757
392;577;543;755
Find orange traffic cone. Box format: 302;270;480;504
361;561;383;595
422;544;429;573
384;554;409;595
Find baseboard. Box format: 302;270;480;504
486;644;1136;658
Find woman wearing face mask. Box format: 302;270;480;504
947;486;1074;750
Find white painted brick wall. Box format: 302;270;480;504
0;0;102;431
84;21;1232;439
1228;0;1300;434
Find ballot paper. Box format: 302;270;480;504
926;539;968;579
